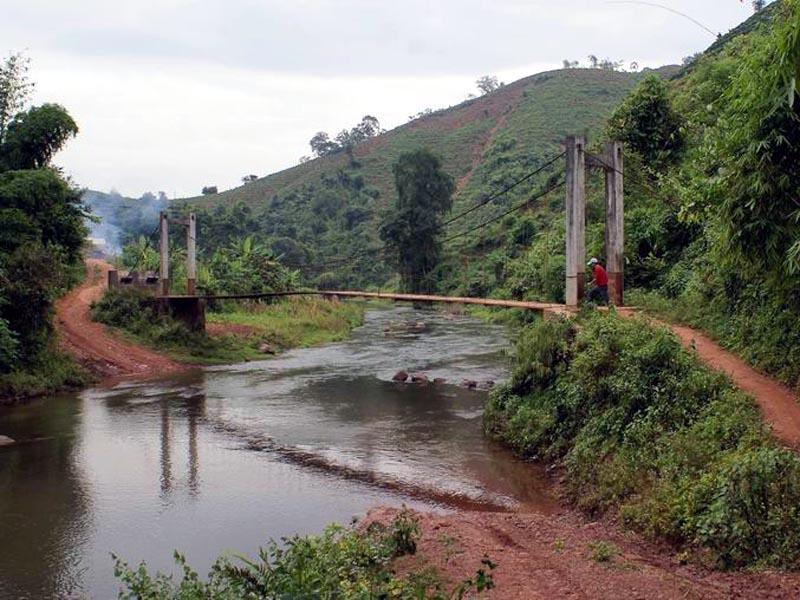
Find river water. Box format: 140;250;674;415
0;306;554;599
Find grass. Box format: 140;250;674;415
91;288;365;365
114;512;496;599
0;348;90;403
484;311;800;570
207;296;365;352
587;541;619;564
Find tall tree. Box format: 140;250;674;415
476;75;501;95
379;149;454;293
0;52;34;142
607;74;685;169
0;103;78;170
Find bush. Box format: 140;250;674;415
485;312;800;568
114;513;495;599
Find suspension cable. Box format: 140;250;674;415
442;177;566;244
442;151;565;227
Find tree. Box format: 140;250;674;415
202;186;218;195
0;52;34;142
0;103;78;170
379;149;454;294
607;74;685;169
476;75;501;95
309;131;338;157
588;55;599;69
753;0;766;11
242;174;258;184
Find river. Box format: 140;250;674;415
0;306;554;599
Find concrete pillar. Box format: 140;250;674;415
187;212;197;296
159;210;170;296
604;141;624;306
107;269;119;289
565;136;586;307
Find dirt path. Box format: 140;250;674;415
614;309;800;449
54;259;183;379
370;507;800;599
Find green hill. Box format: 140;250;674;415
181;68;647;288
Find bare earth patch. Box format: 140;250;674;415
368;507;800;599
54;259;184;379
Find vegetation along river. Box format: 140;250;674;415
0;306;555;598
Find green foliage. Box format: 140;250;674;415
607;75;684;169
380;149;455;293
485;312;800;568
184;69;639;291
0;104;78;170
113;513;495;599
708;0;800;276
0;314;18;372
90;287;240;364
587;541;619;563
93;288;364;364
0;60;86;398
0;169;88;262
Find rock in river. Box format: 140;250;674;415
392;370;409;382
0;435;15;446
411;373;429;384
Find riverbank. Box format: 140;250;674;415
56;259;365;375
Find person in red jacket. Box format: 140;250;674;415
587;257;608;304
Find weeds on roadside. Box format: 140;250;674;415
114;512;496;599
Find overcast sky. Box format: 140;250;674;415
2;0;764;198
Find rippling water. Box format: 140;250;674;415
0;306;554;599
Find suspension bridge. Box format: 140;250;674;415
109;136;624;330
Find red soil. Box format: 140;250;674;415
369;507;800;599
54;259;183;379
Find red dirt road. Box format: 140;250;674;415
54;259;183;379
670;323;800;449
615;309;800;450
370;507;800;599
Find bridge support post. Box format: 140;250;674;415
604;141;624;306
565;136;586;308
159;210;170;296
187;213;197;296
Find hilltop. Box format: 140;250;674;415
179;67;655;287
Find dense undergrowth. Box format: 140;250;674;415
91;287;364;364
114;512;495;599
485;312;800;569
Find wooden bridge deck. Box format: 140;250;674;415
161;290;572;315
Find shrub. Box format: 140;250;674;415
114;513;495;599
485;312;800;568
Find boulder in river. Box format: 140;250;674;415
383;321;428;334
461;379;478;390
411;373;429;384
392;370;409;382
433;378;447;385
0;435;15;446
258;342;277;355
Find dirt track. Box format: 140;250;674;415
54;259;183;379
370;507;800;599
615;309;800;450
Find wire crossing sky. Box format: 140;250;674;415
1;0;768;197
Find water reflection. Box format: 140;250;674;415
0;307;554;598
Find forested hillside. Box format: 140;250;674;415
181;68;647;288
